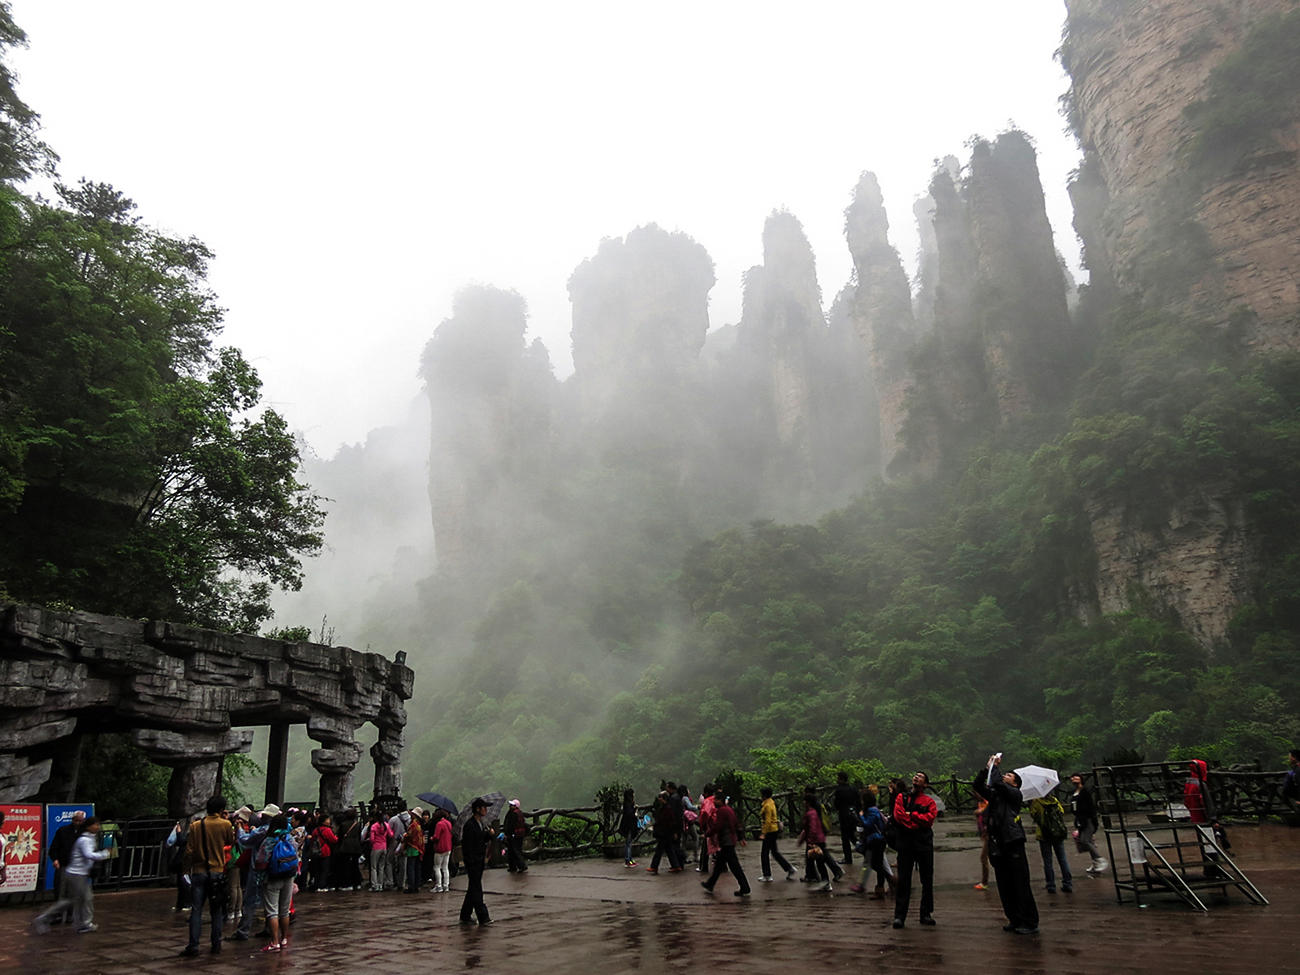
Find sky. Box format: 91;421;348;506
9;1;1079;458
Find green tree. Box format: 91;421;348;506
0;179;323;630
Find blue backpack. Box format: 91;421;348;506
255;830;299;878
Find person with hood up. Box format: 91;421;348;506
1184;760;1217;824
974;756;1039;935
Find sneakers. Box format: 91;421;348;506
786;870;799;881
819;881;833;892
973;883;988;890
261;943;281;953
758;875;773;882
848;884;865;894
625;860;638;868
78;924;98;934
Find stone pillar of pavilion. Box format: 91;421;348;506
133;728;254;817
307;716;363;812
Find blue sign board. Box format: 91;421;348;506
44;804;95;890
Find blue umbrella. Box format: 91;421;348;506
416;792;459;816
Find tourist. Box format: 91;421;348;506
1029;790;1072;894
179;795;236;957
700;791;750;896
386;806;411;890
647;791;682;874
973;796;990;891
1069;773;1108;874
306;813;338;892
260;814;297;952
430;810;454;892
1184;760;1218;824
891;772;937;929
459;797;492;925
332;812;364;891
226;807;251;927
231;803;278;942
757;786;797;882
33;816;112;933
503;799;529;873
1283;748;1300;803
832;771;859;865
696;784;717;873
974;757;1039;935
798;792;841;891
166;817;191;912
47;809;85;924
849;791;892;898
678;785;698;865
365;809;394;890
401;808;425;892
618;788;639;867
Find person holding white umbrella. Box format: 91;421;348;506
973;755;1039;935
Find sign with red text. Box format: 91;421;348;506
1;804;44;893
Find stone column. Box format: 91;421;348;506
306;716;362;812
133;728;254;818
265;722;290;807
371;729;404;800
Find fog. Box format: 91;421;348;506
9;1;1090;805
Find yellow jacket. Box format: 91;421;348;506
761;798;780;835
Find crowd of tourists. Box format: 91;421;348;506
27;751;1259;946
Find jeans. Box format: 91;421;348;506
760;834;793;877
894;846;935;921
623;830;636;863
236;871;264;937
1039;837;1073;891
405;855;421;892
187;870;224;950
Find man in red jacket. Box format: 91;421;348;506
700;793;750;896
892;772;938;929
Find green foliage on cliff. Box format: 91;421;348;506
1184;8;1300;170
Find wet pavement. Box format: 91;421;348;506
3;820;1297;974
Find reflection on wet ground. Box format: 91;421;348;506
2;820;1296;974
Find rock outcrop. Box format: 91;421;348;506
0;604;413;813
1063;0;1300;345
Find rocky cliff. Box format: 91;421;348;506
1063;0;1300;346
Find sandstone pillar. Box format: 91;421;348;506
168;761;221;817
133;728;254;818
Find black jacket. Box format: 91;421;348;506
462;817;489;868
973;767;1027;847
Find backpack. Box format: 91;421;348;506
1041;797;1068;842
305;830;324;860
255;830;299;878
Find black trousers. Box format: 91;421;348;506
839;817;856;863
760;835;793;877
703;844;750;893
893;845;934;921
991;840;1039;929
650;836;680;871
459;863;489;923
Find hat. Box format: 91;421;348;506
411;806;424;817
508;799;520;808
234;805;253;821
259;803;282;817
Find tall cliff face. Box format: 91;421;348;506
896;134;1075;473
845;172;918;472
1063;0;1300;345
420;286;556;574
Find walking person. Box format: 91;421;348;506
891;772;938;929
700;792;751;897
974;757;1039;935
47;809;85;925
757;787;797;882
646;792;682;874
832;771;859;865
33;816;112;933
1029;790;1073;894
459;798;492;926
1068;773;1108;875
180;795;236;957
849;791;894;898
430;810;453;892
798;792;842;891
618;788;640;867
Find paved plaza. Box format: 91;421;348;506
3;820;1296;975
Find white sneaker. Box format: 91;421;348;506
820;881;833;892
758;875;772;882
786;870;799;881
1094;859;1108;875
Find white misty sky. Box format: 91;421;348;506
10;1;1078;457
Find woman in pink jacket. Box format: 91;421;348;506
365;811;394;891
429;811;454;892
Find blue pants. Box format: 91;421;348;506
1038;837;1073;891
187;871;224;950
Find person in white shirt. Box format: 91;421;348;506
33;817;112;933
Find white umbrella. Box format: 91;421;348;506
1014;765;1060;801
